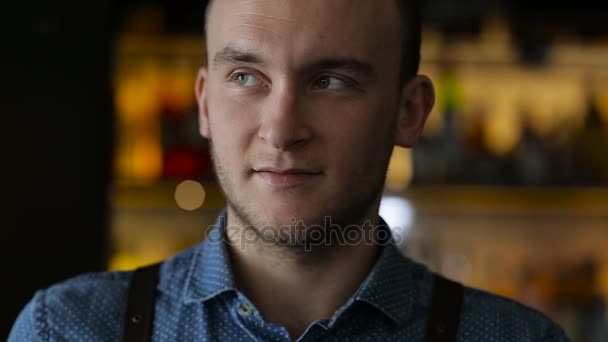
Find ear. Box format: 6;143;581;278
394;75;435;148
195;67;210;138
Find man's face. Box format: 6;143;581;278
197;0;426;235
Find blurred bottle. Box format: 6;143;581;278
438;65;466;183
460;106;505;184
513;114;549;186
158;54;212;181
163;145;211;180
575;92;608;185
412;63;461;184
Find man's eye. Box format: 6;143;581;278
314;76;347;90
233;73;263;87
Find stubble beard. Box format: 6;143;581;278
208;135;394;255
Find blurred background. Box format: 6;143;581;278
3;0;608;340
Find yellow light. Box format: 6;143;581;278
132;138;163;183
386;147;413;192
114;59;162;124
484;100;521;157
108;253;141;271
175;180;206;211
161;61;197;114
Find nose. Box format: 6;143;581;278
257;87;312;150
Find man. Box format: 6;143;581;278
10;0;568;341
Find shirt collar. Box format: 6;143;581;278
352;221;418;325
183;210;420;325
183;209;238;303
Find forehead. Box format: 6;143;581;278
206;0;401;71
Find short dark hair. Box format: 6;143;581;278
396;0;422;83
204;0;421;84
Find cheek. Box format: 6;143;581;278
207;91;260;155
320;101;396;173
320;97;396;146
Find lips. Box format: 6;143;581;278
253;168;322;188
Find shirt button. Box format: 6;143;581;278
237;303;253;316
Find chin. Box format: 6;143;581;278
259;202;327;228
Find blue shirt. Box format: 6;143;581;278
10;210;568;341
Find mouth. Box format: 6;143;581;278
253;168;322;188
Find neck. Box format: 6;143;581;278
225;209;383;340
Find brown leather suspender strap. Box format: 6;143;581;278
425;274;465;342
122;263;161;342
120;265;462;342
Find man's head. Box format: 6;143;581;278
196;0;434;247
204;0;422;85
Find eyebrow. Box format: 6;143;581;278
302;58;375;79
213;46;264;68
212;46;375;78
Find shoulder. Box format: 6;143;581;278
459;285;569;341
9;245;200;341
400;255;568;341
9;270;131;341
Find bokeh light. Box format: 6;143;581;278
174;180;206;211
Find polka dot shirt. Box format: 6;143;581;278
9;210;568;341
